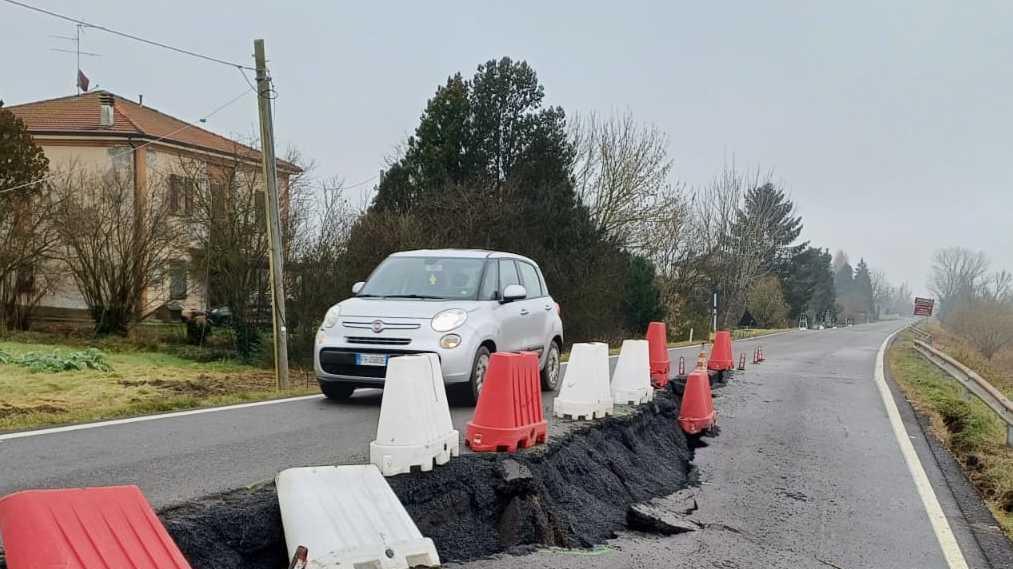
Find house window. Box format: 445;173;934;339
168;175;196;216
254;188;265;216
169;263;188;300
210;181;226;220
14;265;34;295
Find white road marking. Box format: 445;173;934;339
0;336;781;441
0;394;325;441
873;329;969;569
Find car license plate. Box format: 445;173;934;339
357;353;387;367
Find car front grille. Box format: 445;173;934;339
345;336;411;346
318;347;433;379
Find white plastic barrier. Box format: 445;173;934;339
553;342;614;420
277;465;439;569
371;353;459;476
611;339;654;405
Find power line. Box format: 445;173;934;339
0;88;253;195
2;0;256;71
322;174;379;192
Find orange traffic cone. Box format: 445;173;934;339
678;369;715;435
707;330;733;371
465;352;547;453
646;321;670;388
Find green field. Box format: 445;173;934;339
0;339;314;432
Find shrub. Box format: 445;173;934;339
0;347;111;372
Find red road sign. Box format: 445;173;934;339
913;297;935;316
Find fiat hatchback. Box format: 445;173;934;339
314;249;564;404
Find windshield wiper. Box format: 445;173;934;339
354;293;385;298
384;294;448;300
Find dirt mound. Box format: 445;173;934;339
0;393;692;569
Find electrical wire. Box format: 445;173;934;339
2;0;256;70
0;88;253;195
322;174;379;192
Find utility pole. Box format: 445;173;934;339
254;39;289;389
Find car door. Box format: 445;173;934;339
494;259;527;352
515;260;549;352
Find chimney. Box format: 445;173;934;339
138;94;143;106
99;93;115;127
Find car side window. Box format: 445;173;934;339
517;262;544;298
499;259;521;292
479;260;499;300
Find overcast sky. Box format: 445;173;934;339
3;1;1011;296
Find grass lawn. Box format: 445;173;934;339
0;339;316;432
888;332;1012;536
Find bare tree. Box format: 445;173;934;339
891;282;913;315
929;247;990;321
286;177;361;361
870;269;894;319
950;298;1013;360
0;104;59;332
0;182;63;332
570;110;674;249
49;166;182;335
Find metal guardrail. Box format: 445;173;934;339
910;327;932;344
912;339;1013;447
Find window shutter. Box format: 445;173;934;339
168;175;180;214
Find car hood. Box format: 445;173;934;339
337;297;476;320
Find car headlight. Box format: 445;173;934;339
323;305;341;328
432;308;467;332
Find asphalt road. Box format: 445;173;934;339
4;323;999;568
0;338;727;508
457;320;999;569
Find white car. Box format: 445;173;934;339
314;249;564;404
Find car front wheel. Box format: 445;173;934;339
455;345;491;406
540;341;561;391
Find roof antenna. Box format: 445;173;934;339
50;24;101;95
139;94;143;106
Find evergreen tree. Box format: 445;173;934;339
782;246;835;321
623;255;666;333
738;182;806;274
853;258;876;320
0;103;53;331
347;57;630;341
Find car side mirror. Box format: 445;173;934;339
352;282;365;295
502;284;527;303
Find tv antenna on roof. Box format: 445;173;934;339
50;24;101;95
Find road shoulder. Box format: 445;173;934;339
883;334;1012;568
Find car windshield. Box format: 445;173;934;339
359;257;487;300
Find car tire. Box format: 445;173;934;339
454;345;491;406
320;382;355;401
540;340;561;391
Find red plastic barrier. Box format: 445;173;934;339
678;369;716;435
465;352;547;452
646;321;670;388
707;330;734;371
0;485;192;569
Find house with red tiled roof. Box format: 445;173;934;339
7;90;301;324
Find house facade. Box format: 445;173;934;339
7;90;300;325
